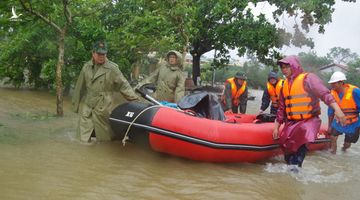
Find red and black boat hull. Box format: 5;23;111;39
109;102;329;163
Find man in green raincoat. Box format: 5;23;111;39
72;40;139;142
136;50;185;103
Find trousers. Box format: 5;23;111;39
284;144;308;167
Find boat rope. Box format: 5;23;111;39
122;105;161;146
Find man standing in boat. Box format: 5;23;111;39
72;40;139;143
221;72;248;114
272;55;346;169
327;71;360;154
258;71;284;115
135;50;185;103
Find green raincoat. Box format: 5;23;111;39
137;50;185;103
72;59;139;142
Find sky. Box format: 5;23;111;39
205;1;360;61
282;0;360;57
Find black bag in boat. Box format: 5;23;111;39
177;91;225;121
255;113;276;122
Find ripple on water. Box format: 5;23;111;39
264;151;352;184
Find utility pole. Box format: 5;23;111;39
211;50;217;87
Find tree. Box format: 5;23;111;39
11;0;108;116
0;21;52;87
1;0;356;114
242;58;269;89
297;48;359;83
104;1;283;85
182;0;354;85
99;0;354;86
16;0;75;116
326;47;359;64
298;51;332;72
101;0;199;79
347;59;360;87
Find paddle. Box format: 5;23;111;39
135;87;162;105
135;85;195;115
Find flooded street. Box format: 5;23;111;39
1;88;360;200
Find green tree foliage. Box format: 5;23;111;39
326;47;359;64
324;47;359;84
0;0;107;116
347;59;360;87
298;48;359;84
102;0;187;76
182;0;354;85
187;0;283;85
0;0;356;115
104;0;352;85
242;59;272;89
199;58;271;90
298;51;332;72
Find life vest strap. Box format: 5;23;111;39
344;112;359;115
286;102;311;107
286;93;309;99
288;108;321;118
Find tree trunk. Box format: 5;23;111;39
132;62;140;80
192;54;201;86
56;31;65;116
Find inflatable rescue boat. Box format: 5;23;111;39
109;102;330;163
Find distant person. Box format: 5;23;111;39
221;72;248;114
272;55;346;168
136;50;185;103
72;40;139;143
258;71;284;115
327;71;360;154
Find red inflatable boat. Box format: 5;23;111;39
109;102;329;163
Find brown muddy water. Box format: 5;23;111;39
0;88;359;200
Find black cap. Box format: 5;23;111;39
235;72;247;80
268;71;278;80
93;40;108;54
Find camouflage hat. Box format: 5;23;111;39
93;40;108;54
235;72;247;80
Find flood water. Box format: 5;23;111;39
0;88;359;200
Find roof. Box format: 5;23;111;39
318;63;349;72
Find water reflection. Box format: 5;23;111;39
0;88;359;200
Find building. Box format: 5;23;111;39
318;63;349;75
184;53;243;67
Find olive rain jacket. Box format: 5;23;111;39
136;50;185;103
72;59;139;142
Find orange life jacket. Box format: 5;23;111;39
267;79;284;108
331;84;359;124
282;73;320;120
223;77;247;106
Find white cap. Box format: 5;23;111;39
328;71;346;83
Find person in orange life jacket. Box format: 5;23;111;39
221;72;248;114
327;71;360;154
272;55;346;168
258;71;284;115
